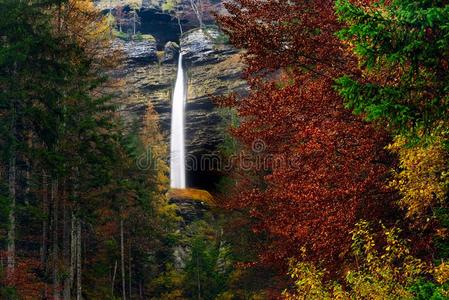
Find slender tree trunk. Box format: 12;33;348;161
139;281;143;300
41;171;49;268
7;150;16;280
70;213;76;288
63;199;71;300
121;219;126;300
24;135;32;205
6;74;17;281
52;179;60;300
128;244;132;299
133;13;136;35
76;217;82;300
42;171;49;300
190;0;204;29
112;260;117;297
176;15;183;35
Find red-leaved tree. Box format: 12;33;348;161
217;0;395;273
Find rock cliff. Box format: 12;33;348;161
113;26;246;189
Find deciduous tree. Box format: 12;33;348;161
217;0;395;272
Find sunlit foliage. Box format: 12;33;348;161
283;221;449;300
388;135;449;218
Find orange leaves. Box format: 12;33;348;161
217;0;395;272
0;253;47;299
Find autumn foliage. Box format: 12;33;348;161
217;0;395;270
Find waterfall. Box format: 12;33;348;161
170;53;186;189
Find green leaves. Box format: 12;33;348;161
335;0;449;137
335;76;411;128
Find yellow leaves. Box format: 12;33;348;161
283;222;434;299
282;259;333;300
162;0;180;12
56;0;119;70
434;262;449;284
387;135;449;218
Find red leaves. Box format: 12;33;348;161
217;0;395;272
0;252;47;299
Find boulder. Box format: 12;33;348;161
162;41;180;64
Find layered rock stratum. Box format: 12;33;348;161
112;26;246;188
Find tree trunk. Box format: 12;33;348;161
6;72;17;281
52;179;60;300
76;217;82;300
139;281;143;300
41;171;49;269
176;15;183;35
63;200;71;300
133;13;136;35
41;171;49;300
121;219;126;300
70;213;76;289
7;150;16;280
112;260;117;297
190;0;204;29
128;244;132;299
24;136;31;205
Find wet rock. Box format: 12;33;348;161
167;188;215;225
180;27;237;66
163;41;180;64
113;38;158;65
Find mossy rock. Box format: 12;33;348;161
141;34;156;42
167;188;215;206
165;41;179;49
113;29;128;41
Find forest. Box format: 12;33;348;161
1;0;449;299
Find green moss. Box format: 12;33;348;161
113;29;128;41
141;34;156;42
165;41;179;49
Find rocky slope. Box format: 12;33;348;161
114;27;246;189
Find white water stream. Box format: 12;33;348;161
170;53;186;188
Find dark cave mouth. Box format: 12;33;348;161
109;7;203;50
139;9;187;50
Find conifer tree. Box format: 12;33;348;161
335;0;449;137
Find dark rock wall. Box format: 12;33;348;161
113;24;246;190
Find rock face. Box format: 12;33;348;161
181;27;236;65
114;27;247;189
168;188;216;269
162;41;179;63
168;188;215;225
170;198;209;225
114;39;158;65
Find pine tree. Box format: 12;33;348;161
335;0;449;137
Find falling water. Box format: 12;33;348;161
170;53;186;188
